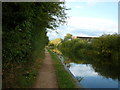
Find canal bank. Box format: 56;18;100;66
52;52;118;89
57;55;84;88
48;49;84;88
57;54;118;88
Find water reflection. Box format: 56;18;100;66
69;63;118;88
69;63;98;77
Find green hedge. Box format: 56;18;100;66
2;2;67;88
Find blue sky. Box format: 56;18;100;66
66;2;118;21
47;1;118;40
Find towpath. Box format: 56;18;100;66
33;50;58;88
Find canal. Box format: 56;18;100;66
58;54;119;88
68;63;118;88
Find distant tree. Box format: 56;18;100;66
49;38;62;47
64;33;72;41
48;38;62;54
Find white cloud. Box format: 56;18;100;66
69;64;98;77
47;17;118;40
47;27;70;40
75;5;84;9
73;33;98;37
67;17;118;33
47;31;59;40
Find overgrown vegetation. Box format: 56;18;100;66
57;34;120;80
48;49;78;88
48;38;62;55
2;2;67;88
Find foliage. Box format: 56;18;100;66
2;2;67;88
58;34;120;80
91;34;120;80
58;38;91;61
63;33;73;41
92;34;119;59
49;38;62;47
48;38;62;55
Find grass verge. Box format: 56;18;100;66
3;57;43;88
48;49;78;88
16;58;43;88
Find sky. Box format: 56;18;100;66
47;0;118;40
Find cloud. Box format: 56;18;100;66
47;27;98;40
47;31;60;40
47;16;118;40
69;63;98;77
67;17;118;33
47;27;69;40
75;5;84;9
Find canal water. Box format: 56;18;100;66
58;55;119;88
68;63;118;88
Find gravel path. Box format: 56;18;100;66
33;51;58;88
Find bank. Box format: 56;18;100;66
48;49;83;88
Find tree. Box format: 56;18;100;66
2;2;68;88
64;33;72;41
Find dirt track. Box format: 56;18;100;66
33;51;58;88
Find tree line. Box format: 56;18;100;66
49;33;120;80
2;2;67;88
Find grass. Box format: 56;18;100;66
2;58;43;88
48;49;78;88
15;58;43;88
